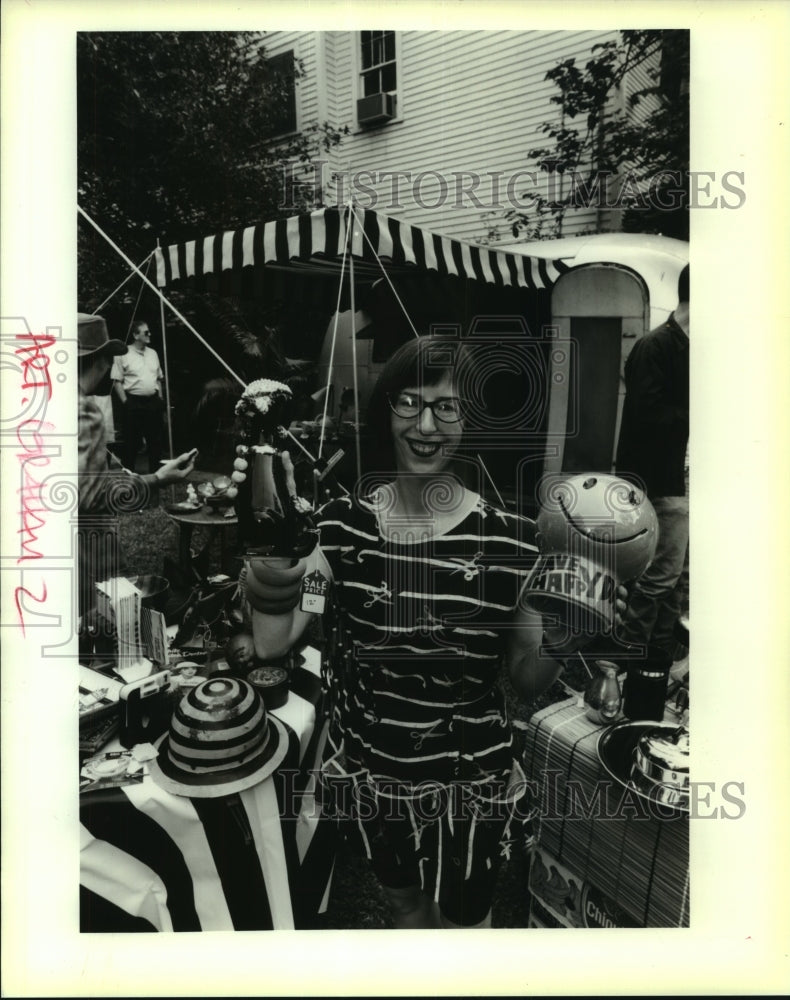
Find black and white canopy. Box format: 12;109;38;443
154;206;569;292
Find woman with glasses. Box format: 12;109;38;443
243;335;590;928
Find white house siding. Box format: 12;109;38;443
322;31;356;132
322;31;354;126
623;44;662;114
260;30;625;243
597;41;664;232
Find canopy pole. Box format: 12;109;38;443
91;251;155;316
282;428;349;498
156;240;175;461
477;454;506;509
156;239;177;504
347;202;362;486
349;204;420;339
77;205;245;387
318;235;350;460
124;255;155;342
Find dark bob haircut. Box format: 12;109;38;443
362;335;473;476
678;263;689;303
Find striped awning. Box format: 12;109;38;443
154;206;569;292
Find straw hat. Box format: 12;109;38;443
77;312;127;359
149;676;289;798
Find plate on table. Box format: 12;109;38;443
83;753;131;779
166;501;202;513
80;750;146;793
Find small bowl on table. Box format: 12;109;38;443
203;492;234;515
247;663;290;710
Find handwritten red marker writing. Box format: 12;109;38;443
16;331;55;401
14;332;55;631
13;581;48;638
17;418;54;562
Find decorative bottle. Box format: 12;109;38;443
584;660;623;725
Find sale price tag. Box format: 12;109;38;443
300;568;329;614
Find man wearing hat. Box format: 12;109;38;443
78;313;196;615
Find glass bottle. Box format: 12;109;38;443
584;660;623;725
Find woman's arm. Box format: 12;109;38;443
504;604;565;703
506;588;630;703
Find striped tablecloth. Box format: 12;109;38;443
79;647;336;931
522;697;690;928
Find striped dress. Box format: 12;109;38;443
316;491;540;912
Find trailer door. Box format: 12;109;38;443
544;265;649;476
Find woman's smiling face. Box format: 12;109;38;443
390;374;464;476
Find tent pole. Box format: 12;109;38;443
347;203;362;486
157;239;177;503
156;239;175;459
78;205;245;388
318;237;349;460
91;251;155;316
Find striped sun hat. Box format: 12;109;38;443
149;676;288;798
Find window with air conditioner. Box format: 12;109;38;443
357;30;398;128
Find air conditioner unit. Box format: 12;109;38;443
357;92;396;127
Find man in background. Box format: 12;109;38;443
112;319;165;473
78;313;195;620
616;264;689;655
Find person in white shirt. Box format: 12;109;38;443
112;319;165;472
78;312;196;621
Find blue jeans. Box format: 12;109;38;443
622;495;689;654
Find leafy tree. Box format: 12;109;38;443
78;31;347;306
77;31;348;458
497;30;689;242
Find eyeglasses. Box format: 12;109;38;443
387;391;465;423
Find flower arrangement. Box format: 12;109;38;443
234;379;293;445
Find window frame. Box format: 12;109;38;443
265;48;299;138
353;30;403;130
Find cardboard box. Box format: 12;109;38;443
528;846;642;928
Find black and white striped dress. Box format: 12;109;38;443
317;491;540;911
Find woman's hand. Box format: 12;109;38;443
542;584;630;657
507;585;630;703
155;448;198;484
